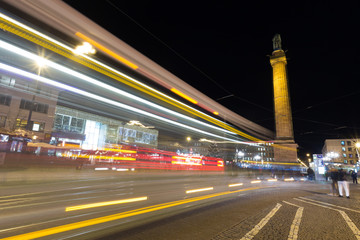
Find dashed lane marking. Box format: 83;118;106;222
239;203;282;240
283;201;303;240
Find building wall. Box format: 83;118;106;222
322;139;359;165
0;73;59;139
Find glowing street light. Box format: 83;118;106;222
73;42;96;55
26;57;47;131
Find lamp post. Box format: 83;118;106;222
26;57;46;132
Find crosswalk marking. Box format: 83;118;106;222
240;203;282;240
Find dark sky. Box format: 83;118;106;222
63;1;360;154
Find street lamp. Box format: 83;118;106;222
26;57;46;131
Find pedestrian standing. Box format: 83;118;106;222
330;168;339;196
338;168;350;198
351;170;358;184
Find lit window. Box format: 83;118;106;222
15;119;28;129
343;153;346;158
342;147;346;151
341;141;345;146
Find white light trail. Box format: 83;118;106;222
0;62;246;142
0;39;237;136
0;12;237;134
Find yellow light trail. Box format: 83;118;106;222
251;180;261;184
228;183;243;187
102;148;137;153
170;88;198;104
240;160;301;165
284;178;295;182
0;13;264;143
1;187;263;240
65;196;148;212
75;32;139;70
267;179;278;182
186;187;213;194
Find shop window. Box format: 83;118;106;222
32;122;45;132
15;119;28;129
0;94;11;106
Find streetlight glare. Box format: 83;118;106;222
73;42;96;55
35;57;46;68
355;142;360;148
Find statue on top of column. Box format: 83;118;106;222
272;34;282;50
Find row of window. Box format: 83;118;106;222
342;147;354;152
0;75;16;87
19;99;49;114
0;94;50;115
341;141;353;146
54;114;85;133
15;119;45;132
344;160;355;164
341;153;358;158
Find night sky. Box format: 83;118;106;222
63;1;360;154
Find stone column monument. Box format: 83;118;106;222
270;34;298;163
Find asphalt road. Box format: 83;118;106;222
0;169;359;240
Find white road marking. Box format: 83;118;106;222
294;198;360;240
339;210;360;240
299;197;360;213
240;203;282;240
283;201;303;240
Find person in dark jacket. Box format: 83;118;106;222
351;170;358;184
338;168;349;198
307;167;315;180
330;168;339;196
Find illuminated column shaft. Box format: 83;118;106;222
270;50;294;140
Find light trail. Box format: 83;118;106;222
186;187;214;194
0;62;247;143
0;12;264;142
0;39;241;137
251;180;261;184
228;183;243;187
0;187;263;240
65;196;148;212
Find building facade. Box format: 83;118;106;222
322;139;360;166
